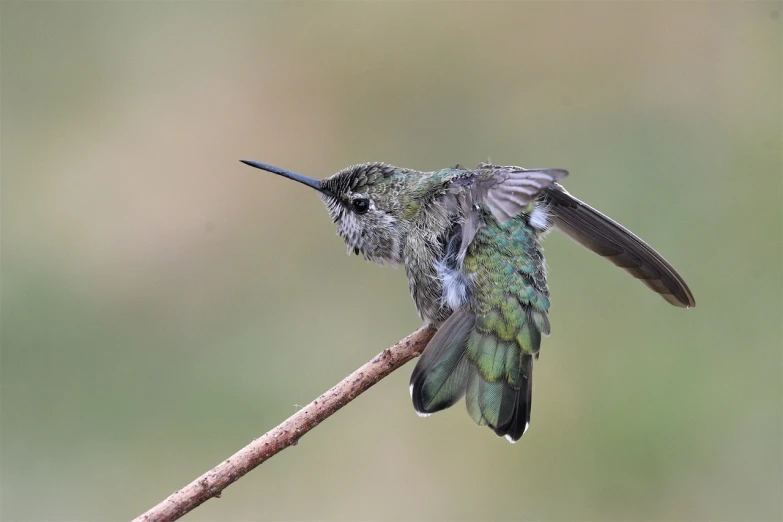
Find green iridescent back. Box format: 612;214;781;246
460;210;550;438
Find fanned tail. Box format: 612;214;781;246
410;308;537;442
410;309;475;414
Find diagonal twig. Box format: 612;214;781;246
133;325;436;522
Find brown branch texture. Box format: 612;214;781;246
133;325;436;522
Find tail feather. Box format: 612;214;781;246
464;358;532;441
465;369;488;426
410;309;475;414
412;310;535;442
469;339;519;430
478;372;518;429
467;331;533;442
490;354;532;442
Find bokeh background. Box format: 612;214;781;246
2;2;781;521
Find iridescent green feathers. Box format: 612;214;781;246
410;309;475;413
411;200;554;441
240;159;696;442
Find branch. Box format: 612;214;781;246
133;325;436;522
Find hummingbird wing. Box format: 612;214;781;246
444;165;569;263
453;165;569;224
543;184;695;308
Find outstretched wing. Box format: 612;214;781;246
448;164;569;224
543;183;696;308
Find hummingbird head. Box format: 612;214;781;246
241;160;416;265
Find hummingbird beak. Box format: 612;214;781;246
240;160;333;197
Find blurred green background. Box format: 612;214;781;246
2;2;781;521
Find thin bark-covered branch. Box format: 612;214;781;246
133;326;436;522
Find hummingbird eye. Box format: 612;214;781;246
351;198;370;214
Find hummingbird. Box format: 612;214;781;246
241;160;695;442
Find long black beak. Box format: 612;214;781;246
240;160;332;196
